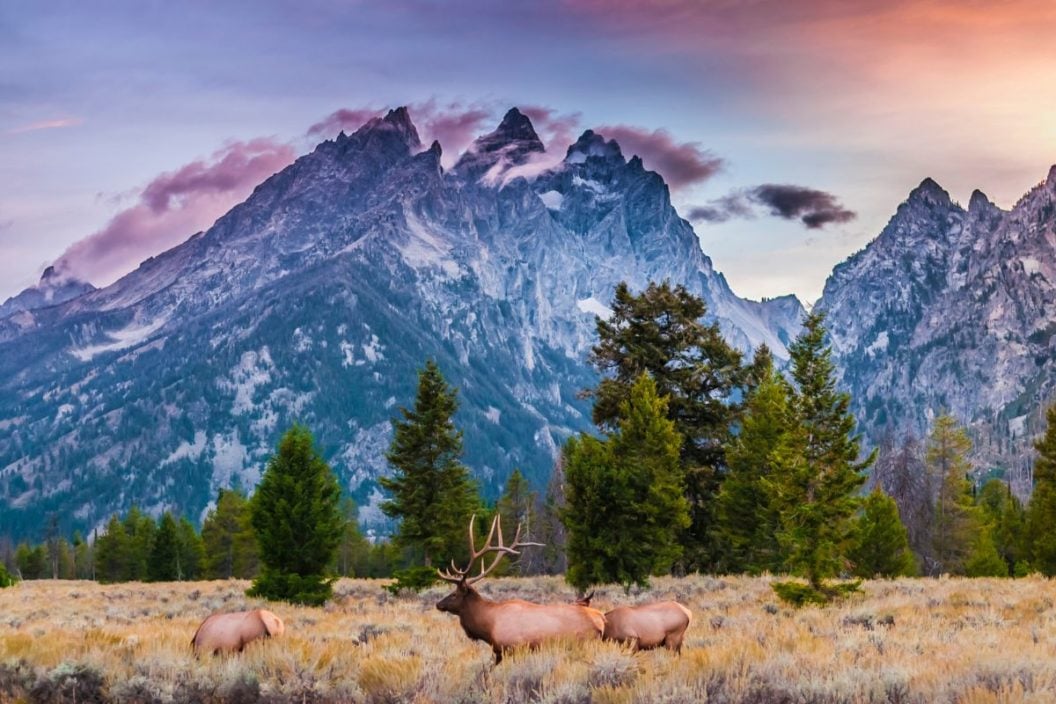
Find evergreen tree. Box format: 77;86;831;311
177;517;205;580
976;479;1026;574
148;513;181;582
72;532;93;580
381;360;480;567
334;498;370;578
94;516;130;583
847;489;916;578
202;489;258;579
0;562;14;588
768;312;872;597
496;469;539;576
927;414;978;575
1027;404;1056;575
564;374;690;590
248;424;343;605
715;356;789;573
964;524;1009;577
123;507;156;581
586;281;742;570
15;543;47;579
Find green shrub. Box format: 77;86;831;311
384;566;438;596
0;563;16;588
772;579;861;607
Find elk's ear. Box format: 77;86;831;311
259;610;285;637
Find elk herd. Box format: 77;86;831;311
191;514;692;664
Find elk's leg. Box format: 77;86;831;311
664;632;684;654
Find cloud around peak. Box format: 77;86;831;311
594;125;723;190
53;139;296;286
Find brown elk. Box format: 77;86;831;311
435;514;606;664
600;601;693;653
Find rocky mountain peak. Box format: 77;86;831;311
493;107;542;146
453;107;545;175
566;130;624;164
1047;164;1056;189
906;177;953;209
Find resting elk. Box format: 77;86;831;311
435;514;606;664
574;593;691;653
191;608;285;656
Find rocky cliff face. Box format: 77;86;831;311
818;167;1056;494
0;107;803;539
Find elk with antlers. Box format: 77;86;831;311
435;514;606;664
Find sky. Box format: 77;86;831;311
2;0;1055;305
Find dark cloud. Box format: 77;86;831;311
689;184;855;229
594;125;723;189
751;184;856;228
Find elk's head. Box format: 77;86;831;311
435;513;540;615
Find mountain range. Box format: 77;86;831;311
0;107;803;540
817;167;1056;496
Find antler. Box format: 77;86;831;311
436;513;543;585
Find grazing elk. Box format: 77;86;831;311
191;608;285;656
436;514;606;664
601;601;693;653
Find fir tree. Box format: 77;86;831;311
496;469;539;576
381;360;480;567
976;479;1025;574
586;281;742;570
148;512;181;582
964;524;1009;577
927;414;977;575
564;374;690;590
202;489;258;579
768;312;872;598
1027;404;1056;575
847;489;916;578
123;507;156;581
15;543;46;579
248;424;344;605
176;517;205;580
93;516;130;583
715;355;789;574
537;457;569;576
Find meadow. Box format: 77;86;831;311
1;575;1055;703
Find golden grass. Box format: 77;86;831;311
2;575;1056;702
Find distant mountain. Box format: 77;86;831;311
817;167;1056;494
0;266;96;320
0;107;803;540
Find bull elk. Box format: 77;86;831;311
436;514;606;664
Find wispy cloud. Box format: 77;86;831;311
53;139;296;285
9;117;83;134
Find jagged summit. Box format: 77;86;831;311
0;266;96;320
0;99;803;540
566;130;623;163
906;177;952;207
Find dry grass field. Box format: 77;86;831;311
2;575;1056;702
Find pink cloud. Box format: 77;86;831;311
306;108;382;137
594;125;722;189
55;139;296;286
9;117;83;135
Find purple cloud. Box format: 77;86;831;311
594;125;723;190
54;139;296;285
306;108;382;137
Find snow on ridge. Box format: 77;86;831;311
70;316;168;362
576;296;613;319
539;190;564;211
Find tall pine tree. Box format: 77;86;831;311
1027;404;1056;575
147;512;181;582
715;352;789;574
768;311;872;599
496;469;539;576
927;414;978;575
248;424;343;605
564;374;690;590
381;360;479;567
586;281;742;570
